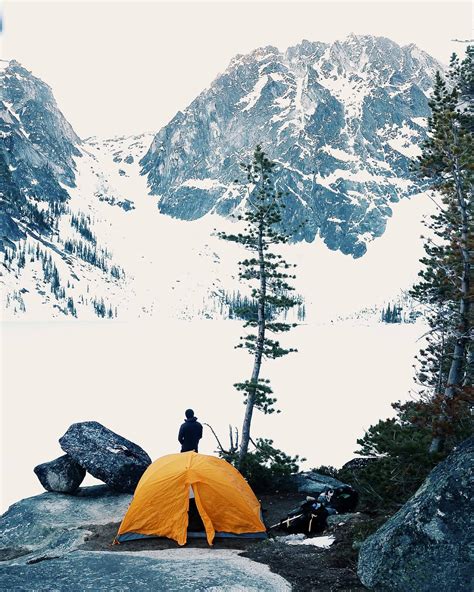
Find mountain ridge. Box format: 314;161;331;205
0;58;81;250
0;35;440;318
141;34;440;256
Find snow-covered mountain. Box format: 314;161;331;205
0;36;440;320
0;127;248;320
0;59;81;249
141;35;439;256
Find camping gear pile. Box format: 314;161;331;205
271;485;359;536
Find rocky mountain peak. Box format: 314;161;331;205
0;59;81;249
140;35;440;257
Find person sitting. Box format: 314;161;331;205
178;409;203;452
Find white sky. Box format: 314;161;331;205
1;1;472;138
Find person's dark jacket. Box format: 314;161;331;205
178;417;203;452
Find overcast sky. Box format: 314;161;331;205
1;1;472;138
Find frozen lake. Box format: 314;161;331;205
1;193;434;511
1;318;423;512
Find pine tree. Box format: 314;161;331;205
411;48;473;453
67;296;77;317
219;146;300;466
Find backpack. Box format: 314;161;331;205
278;498;329;535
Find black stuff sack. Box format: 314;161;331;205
317;485;358;514
276;497;329;535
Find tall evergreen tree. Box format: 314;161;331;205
411;48;473;453
219;146;300;466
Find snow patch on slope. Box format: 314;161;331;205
238;75;268;112
387;123;423;157
2;122;435;324
181;178;225;190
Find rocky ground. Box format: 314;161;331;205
77;492;368;591
0;487;371;590
1;423;373;590
244;495;368;591
3;431;471;590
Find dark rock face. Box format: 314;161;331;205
34;454;86;493
293;471;350;496
59;422;152;493
358;437;474;592
0;59;81;245
0;211;26;251
141;35;440;257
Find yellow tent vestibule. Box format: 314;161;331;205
115;451;267;546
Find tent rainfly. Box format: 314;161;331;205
115;451;267;546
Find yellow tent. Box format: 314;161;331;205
115;451;267;546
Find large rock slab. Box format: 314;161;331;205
358;437;474;591
0;486;131;564
0;212;26;251
293;471;350;496
34;454;86;493
0;490;291;590
0;549;290;591
59;421;151;492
